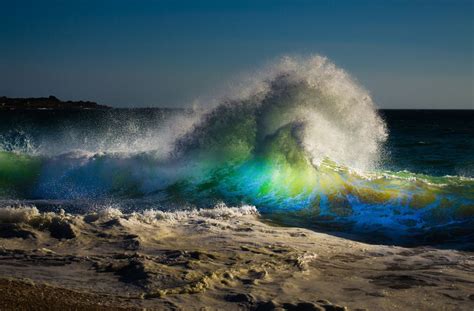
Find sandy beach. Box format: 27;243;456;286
0;205;472;310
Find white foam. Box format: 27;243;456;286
0;204;259;226
132;203;259;224
0;205;40;224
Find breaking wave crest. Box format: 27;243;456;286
175;55;387;171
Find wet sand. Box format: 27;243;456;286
0;205;473;310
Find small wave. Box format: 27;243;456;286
0;203;259;227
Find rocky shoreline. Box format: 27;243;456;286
0;96;111;110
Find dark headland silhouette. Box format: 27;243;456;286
0;96;111;110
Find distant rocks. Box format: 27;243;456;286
0;95;111;110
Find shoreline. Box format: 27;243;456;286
0;205;472;310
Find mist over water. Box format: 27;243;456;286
1;56;473;247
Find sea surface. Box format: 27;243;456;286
1;108;472;248
0;57;473;248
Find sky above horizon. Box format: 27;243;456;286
0;0;472;109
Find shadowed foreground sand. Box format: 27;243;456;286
0;205;472;310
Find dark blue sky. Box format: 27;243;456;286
1;0;472;108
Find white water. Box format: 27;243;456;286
181;55;388;171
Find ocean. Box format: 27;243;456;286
1;108;472;248
1;58;473;249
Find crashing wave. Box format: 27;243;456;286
176;55;387;171
0;55;472;244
